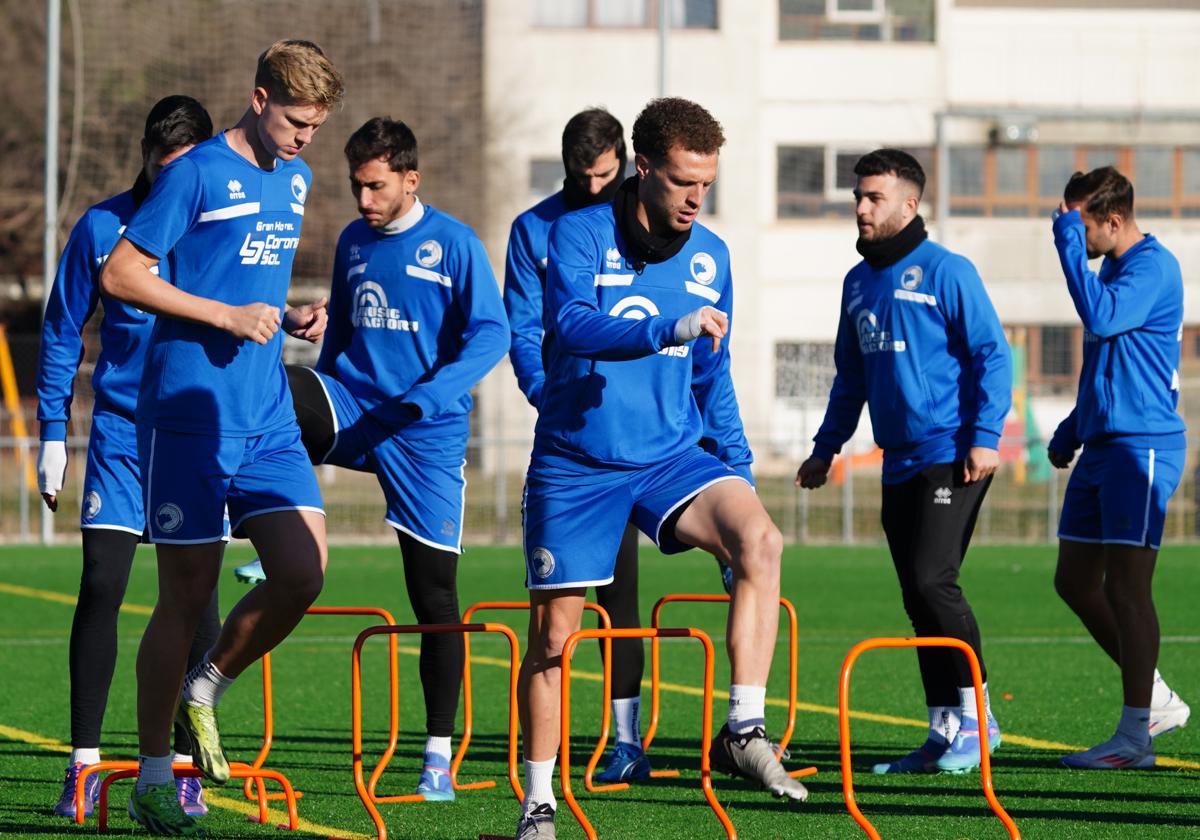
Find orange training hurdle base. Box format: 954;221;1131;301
243;606;401;808
86;762;298;832
460;600;614;792
353;622;523;840
838;636;1021;840
646;594;817;780
561;627;736;840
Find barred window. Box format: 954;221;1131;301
775;341;836;400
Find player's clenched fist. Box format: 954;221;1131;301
674;305;729;352
795;455;830;489
223;302;281;344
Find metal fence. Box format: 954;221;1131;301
4;433;1196;546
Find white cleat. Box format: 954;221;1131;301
1061;734;1155;770
1149;691;1190;740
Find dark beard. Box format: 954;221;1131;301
855;215;928;269
562;163;625;211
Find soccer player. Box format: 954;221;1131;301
503;107;747;785
796;149;1012;775
99;40;343;835
512;98;805;840
277;116;509;799
1048;167;1190;769
37;96;219;820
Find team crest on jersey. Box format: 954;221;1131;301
690;252;717;286
227;179;246;200
416;240;443;268
605;247;622;269
291;173;308;204
82;491;102;520
531;547;555;579
155;503;184;534
609;296;659;320
900;265;923;291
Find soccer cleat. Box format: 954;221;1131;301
233;557;266;585
176;776;208;817
1149;691;1190;739
415;753;455;801
128;782;203;836
709;724;809;801
515;803;557;839
716;558;734;595
871;736;949;774
594;741;652;784
175;700;229;785
935;715;1001;774
52;761;99;818
1061;734;1155;769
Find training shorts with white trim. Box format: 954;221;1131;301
522;446;747;590
138;422;322;544
315;371;466;554
1058;443;1184;550
80;410;146;537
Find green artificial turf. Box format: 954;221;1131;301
1;543;1197;839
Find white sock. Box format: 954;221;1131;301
182;655;234;707
1152;670;1173;707
728;684;767;734
70;747;100;766
173;753;192;766
959;683;991;721
135;754;174;793
1116;705;1151;748
927;706;961;745
424;735;452;764
612;697;641;747
522;757;557;814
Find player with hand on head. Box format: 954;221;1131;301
37;95;220;821
796;149;1011;775
100;40;342;836
273;116;509;800
1049;167;1189;769
503;107;748;786
510;97;804;840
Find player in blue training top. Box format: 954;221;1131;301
797;149;1012;776
37;96;220;821
508;98;804;840
266;117;508;800
504;107;748;787
99;40;343;836
1048;167;1190;769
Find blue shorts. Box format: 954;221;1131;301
1058;444;1184;550
315;371;466;553
139;423;323;544
522;447;748;590
81;411;146;537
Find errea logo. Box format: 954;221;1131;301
933;487;952;505
605;247;622;269
227;179;246;200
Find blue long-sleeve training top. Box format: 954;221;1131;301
1048;211;1186;453
316;202;510;440
533;201;751;472
37;190;157;440
507;193;753;479
812;238;1012;483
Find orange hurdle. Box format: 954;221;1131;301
242;605;400;808
561;627;736;840
353;622;523;840
81;761;298;832
458;600;614;792
645;594;815;780
839;637;1021;840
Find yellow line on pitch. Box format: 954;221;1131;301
0;581;152;616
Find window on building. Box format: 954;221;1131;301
534;0;717;29
529;158;562;199
778;0;934;42
778;145;934;219
1039;325;1075;378
775;342;836;400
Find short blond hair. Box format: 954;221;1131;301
255;39;344;109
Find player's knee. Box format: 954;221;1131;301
1054;568;1088;605
912;574;960;612
78;571;127;614
734;519;782;581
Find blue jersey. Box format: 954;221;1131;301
316;203;510;439
122;133;310;436
533;202;749;470
812;239;1012;483
1049;212;1186;453
37;191;158;439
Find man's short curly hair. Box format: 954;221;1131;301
631;97;725;161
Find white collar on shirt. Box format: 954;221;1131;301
380;196;424;235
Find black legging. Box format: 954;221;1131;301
880;462;991;708
70;529;221;754
594;522;643;700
